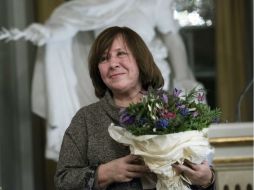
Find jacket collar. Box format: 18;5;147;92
100;91;121;125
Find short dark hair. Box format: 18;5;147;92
88;26;164;98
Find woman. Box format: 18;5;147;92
54;26;214;190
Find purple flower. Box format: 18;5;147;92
173;88;182;97
162;94;168;103
180;108;189;116
192;111;199;117
177;104;186;109
197;93;205;102
120;112;135;125
155;119;169;129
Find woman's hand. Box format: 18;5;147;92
172;159;213;187
97;155;150;188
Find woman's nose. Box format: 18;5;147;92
108;56;119;68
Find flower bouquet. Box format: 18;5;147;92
108;87;221;190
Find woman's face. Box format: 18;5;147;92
98;35;141;95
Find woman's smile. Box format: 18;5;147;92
109;72;125;79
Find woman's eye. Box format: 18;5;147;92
117;51;127;56
99;55;107;63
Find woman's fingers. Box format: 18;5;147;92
183;159;199;170
127;163;150;172
107;155;150;182
201;160;209;166
172;160;213;186
125;154;144;164
171;163;182;175
171;162;195;176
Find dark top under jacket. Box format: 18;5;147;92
54;91;215;190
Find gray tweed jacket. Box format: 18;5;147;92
54;91;215;190
55;91;143;190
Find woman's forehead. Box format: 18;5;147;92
112;35;127;48
104;35;129;53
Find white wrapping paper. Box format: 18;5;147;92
108;124;213;190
